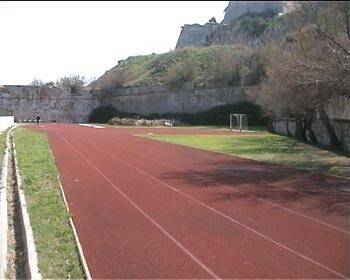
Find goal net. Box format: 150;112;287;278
229;114;248;132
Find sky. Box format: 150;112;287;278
0;1;228;85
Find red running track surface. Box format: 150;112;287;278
28;124;350;279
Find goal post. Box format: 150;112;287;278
229;114;248;132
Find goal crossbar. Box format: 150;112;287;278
229;113;248;132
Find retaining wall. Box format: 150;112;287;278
0;86;101;123
273;118;350;152
102;82;254;115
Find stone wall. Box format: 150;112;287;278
102;81;252;115
175;23;258;49
0;85;101;123
273;118;350;152
175;1;302;50
326;95;350;120
222;1;285;24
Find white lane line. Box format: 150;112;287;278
113;134;350;236
82;135;347;279
54;131;220;280
78;124;105;129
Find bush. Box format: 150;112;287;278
89;102;266;127
88;105;118;123
163;60;197;88
148;101;266;126
56;75;86;93
88;105;142;123
239;17;269;37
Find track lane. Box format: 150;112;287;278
111;129;350;233
46;128;215;279
44;126;350;278
27;124;349;279
71;127;349;278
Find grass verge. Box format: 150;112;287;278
12;127;84;278
150;133;350;179
94;123;267;132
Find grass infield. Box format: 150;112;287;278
12;127;84;278
150;133;350;179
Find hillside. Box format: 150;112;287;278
91;1;308;93
91;45;265;92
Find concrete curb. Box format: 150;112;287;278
0;130;10;279
10;126;42;279
47;140;92;279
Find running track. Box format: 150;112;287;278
29;124;349;279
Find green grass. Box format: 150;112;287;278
150;133;350;179
12;127;84;279
92;45;261;89
95;123;267;132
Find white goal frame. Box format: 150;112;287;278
229;113;248;132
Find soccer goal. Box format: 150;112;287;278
229;114;248;132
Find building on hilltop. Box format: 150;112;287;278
176;1;299;50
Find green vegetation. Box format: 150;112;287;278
0;109;13;116
150;133;350;179
91;45;265;90
89;101;267;126
12;127;84;279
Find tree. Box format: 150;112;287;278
209;17;217;24
56;75;87;93
30;78;44;86
260;3;349;149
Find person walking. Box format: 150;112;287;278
36;115;40;125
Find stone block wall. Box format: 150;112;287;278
102;81;250;115
0;85;101;123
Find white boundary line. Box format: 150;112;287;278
54;130;220;279
10;126;42;279
78;124;105;129
0;130;10;279
80;135;347;279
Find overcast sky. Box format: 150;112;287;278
0;1;228;85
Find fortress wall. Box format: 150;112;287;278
102;82;251;115
0;86;101;123
176;23;221;49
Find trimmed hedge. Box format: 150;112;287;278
89;101;267;126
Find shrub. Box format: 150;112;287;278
163;60;197;88
88;105;118;123
148;101;266;126
239;17;269;37
88;105;141;123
